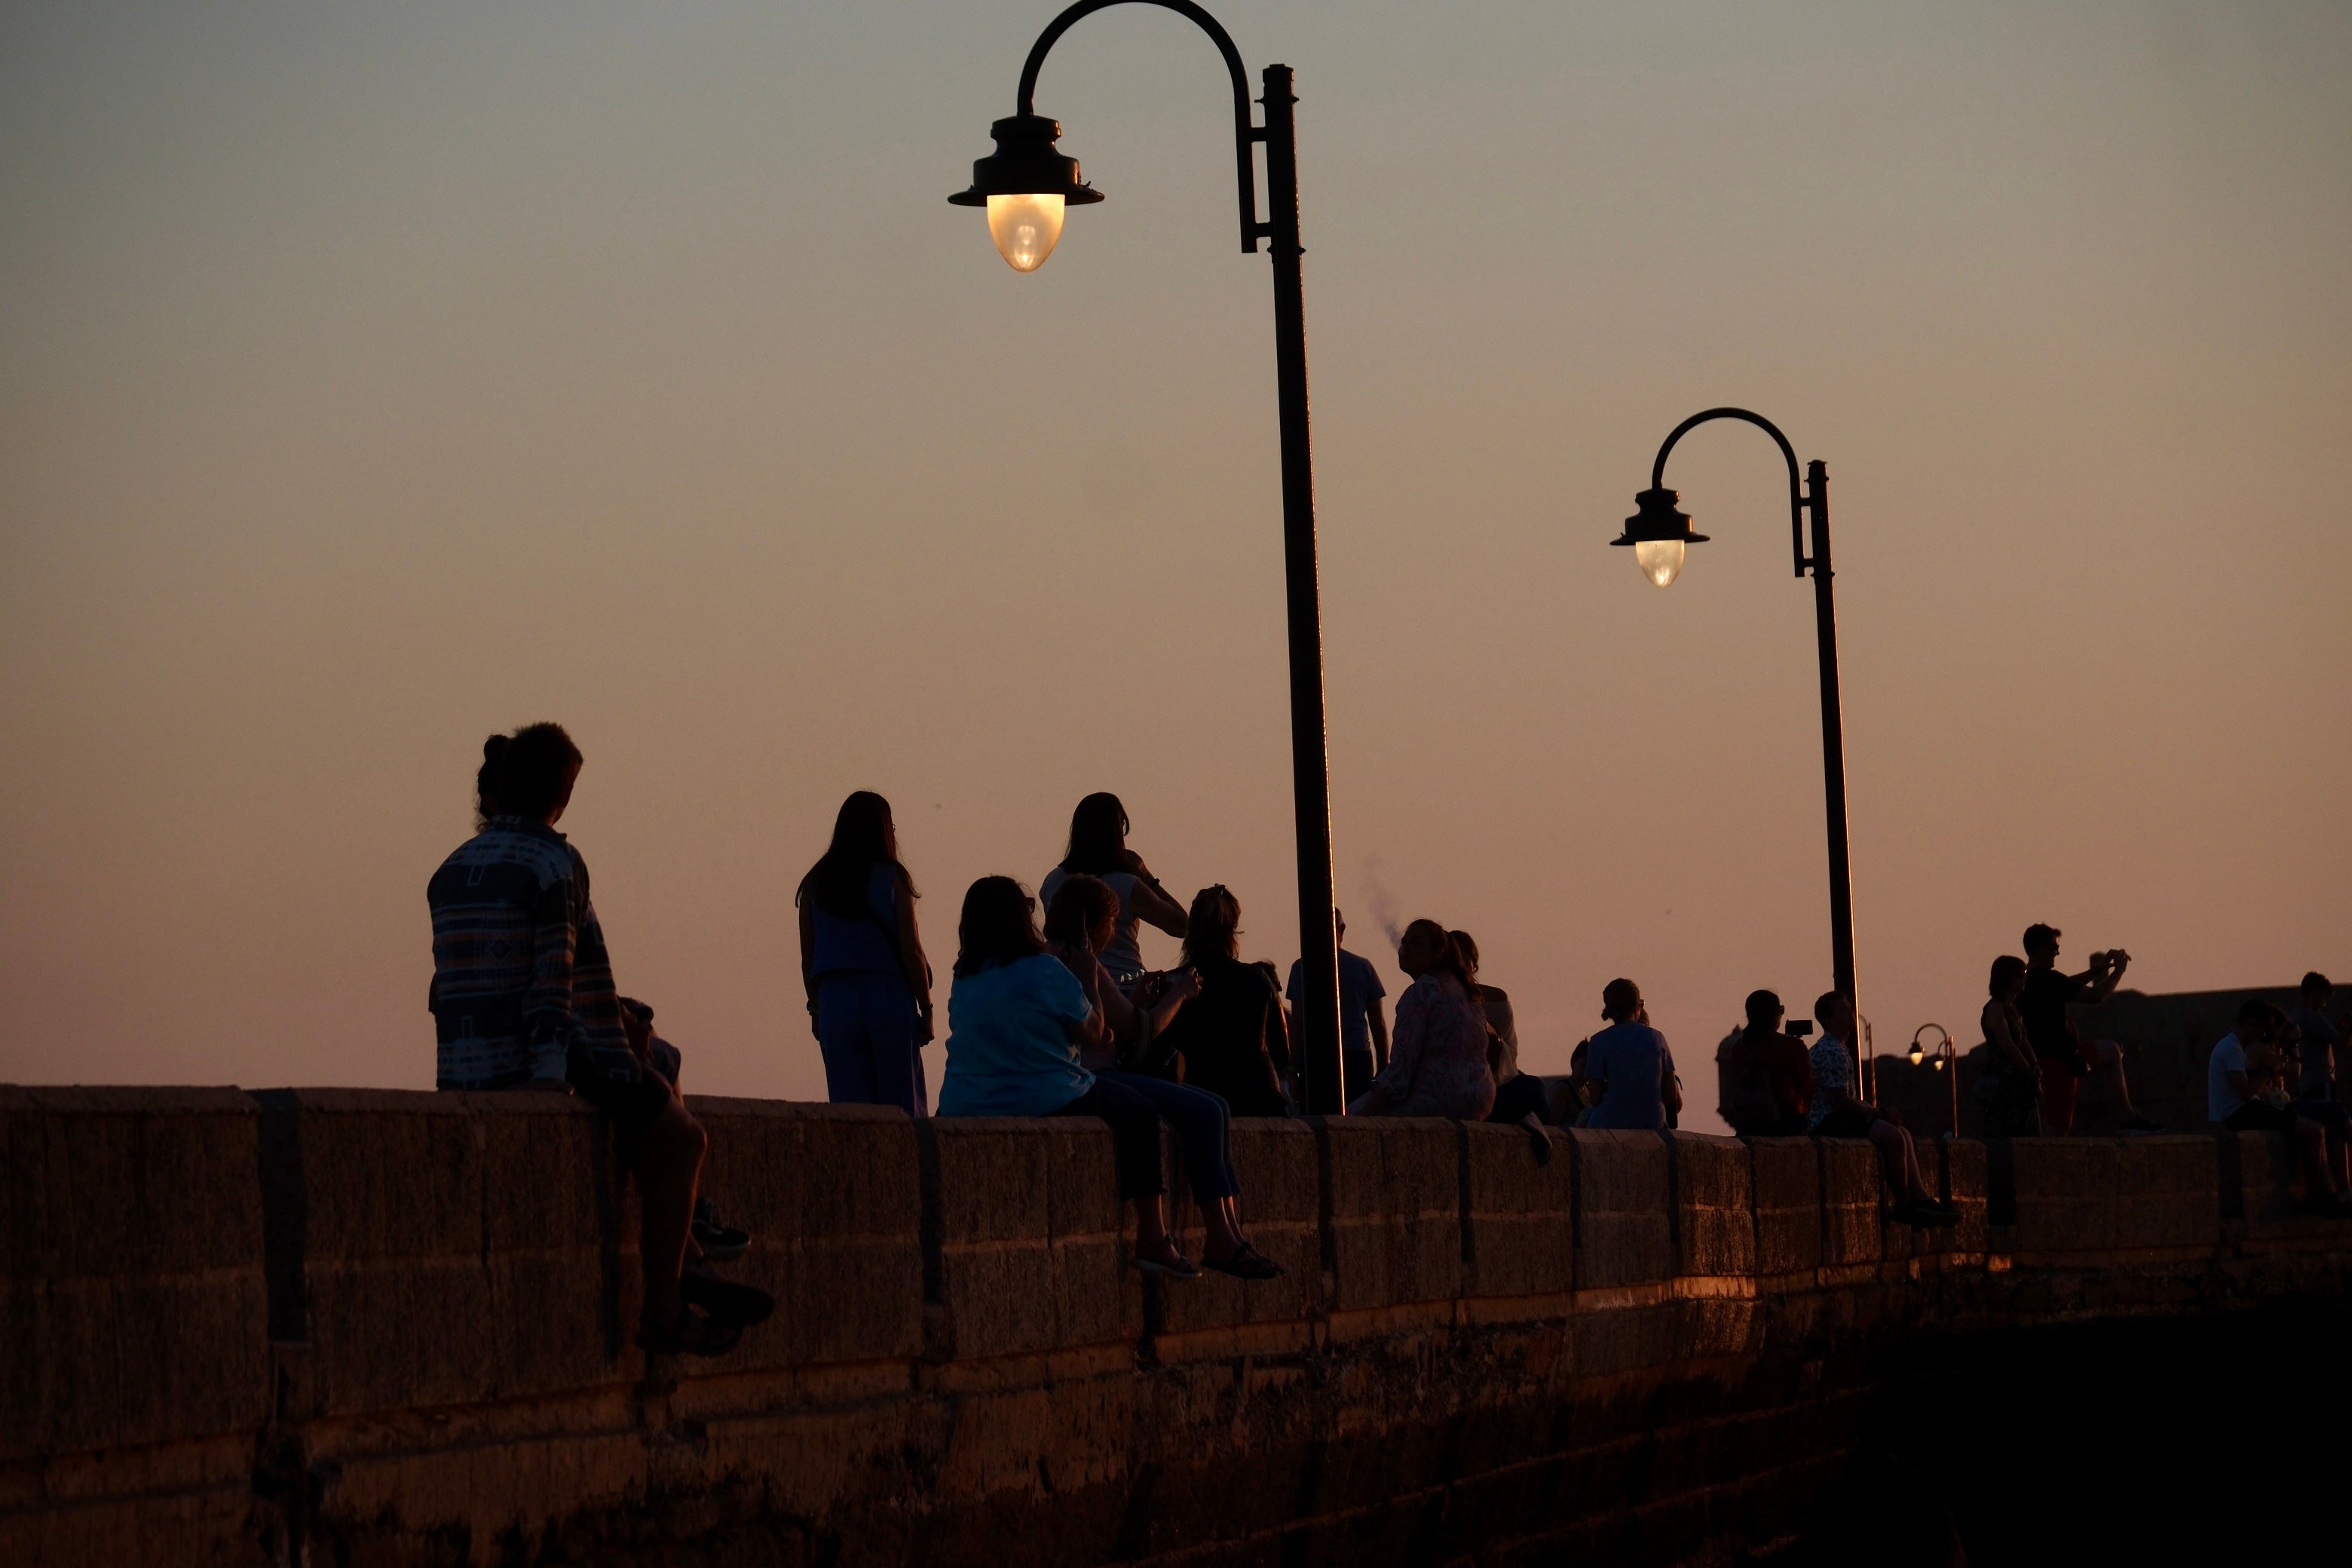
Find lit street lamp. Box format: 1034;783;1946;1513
951;1;1346;1112
1909;1023;1957;1139
1614;407;1860;1005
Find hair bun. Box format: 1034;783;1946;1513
482;734;510;760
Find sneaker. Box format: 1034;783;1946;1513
693;1197;751;1263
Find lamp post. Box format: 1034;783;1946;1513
950;1;1345;1113
1613;407;1859;1008
1909;1023;1957;1141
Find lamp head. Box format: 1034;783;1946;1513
1908;1042;1925;1066
948;114;1105;271
1610;487;1710;588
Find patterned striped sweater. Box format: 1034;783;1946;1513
426;817;628;1091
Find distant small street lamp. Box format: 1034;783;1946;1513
951;1;1346;1112
1909;1023;1956;1139
1615;407;1860;1006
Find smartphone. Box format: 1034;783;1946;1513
1788;1019;1815;1038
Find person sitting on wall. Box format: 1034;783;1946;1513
1718;989;1811;1138
2210;1000;2352;1215
1043;876;1279;1279
1805;992;1957;1228
620;997;750;1264
936;875;1281;1280
1451;930;1551;1134
1285;909;1389;1107
1349;920;1496;1121
2018;924;2162;1134
1150;886;1292;1118
427;724;760;1356
1579;979;1681;1131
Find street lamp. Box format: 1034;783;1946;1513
1909;1023;1956;1140
951;1;1346;1112
1614;407;1860;1005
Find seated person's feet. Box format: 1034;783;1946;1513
636;1304;741;1358
692;1196;752;1262
1203;1242;1284;1281
2296;1193;2352;1219
681;1261;774;1327
1892;1199;1960;1229
2118;1116;2164;1134
1132;1240;1202;1281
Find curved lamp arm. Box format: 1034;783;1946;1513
1650;407;1809;578
1017;0;1264;253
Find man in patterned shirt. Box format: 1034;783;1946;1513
429;723;755;1357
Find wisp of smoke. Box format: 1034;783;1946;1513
1357;857;1404;947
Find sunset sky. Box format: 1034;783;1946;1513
3;2;2347;1130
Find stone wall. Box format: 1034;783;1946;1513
5;1089;2350;1566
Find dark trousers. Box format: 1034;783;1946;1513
1049;1077;1168;1200
1487;1073;1551;1126
1100;1072;1239;1202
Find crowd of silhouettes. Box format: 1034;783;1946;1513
429;730;2352;1352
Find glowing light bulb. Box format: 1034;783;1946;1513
1634;538;1686;589
986;194;1065;272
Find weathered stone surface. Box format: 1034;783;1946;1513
918;1116;1140;1359
1815;1138;1882;1267
2008;1137;2122;1255
0;1087;269;1460
1749;1138;1823;1277
690;1096;923;1367
2113;1135;2220;1251
1568;1129;1671;1291
1462;1121;1573;1301
1318;1117;1462;1313
1668;1133;1753;1280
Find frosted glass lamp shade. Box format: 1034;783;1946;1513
987;193;1065;272
1634;539;1686;589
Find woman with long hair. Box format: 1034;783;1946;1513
797;791;933;1116
1150;885;1291;1117
1039;792;1190;989
1043;877;1280;1278
1350;920;1495;1119
1979;955;2041;1138
936;877;1279;1279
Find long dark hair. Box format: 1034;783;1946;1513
1989;954;2026;1000
1404;918;1482;1011
1060;792;1140;877
1043;874;1118;945
953;876;1046;978
1181;884;1242;968
476;722;582;825
798;792;915;919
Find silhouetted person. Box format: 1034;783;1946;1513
1040;792;1189;990
1581;978;1679;1131
798;792;934;1116
2209;998;2352;1215
2019;923;2161;1133
1717;989;1810;1138
1043;877;1279;1279
427;724;752;1356
1152;885;1290;1116
1808;992;1956;1228
2292;972;2341;1102
1352;921;1496;1119
1285;909;1389;1105
938;875;1281;1279
621;997;749;1262
1977;956;2043;1137
1448;929;1546;1129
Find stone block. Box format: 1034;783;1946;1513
2112;1135;2219;1251
1815;1138;1882;1267
1939;1138;1990;1254
1567;1130;1671;1291
1668;1133;1753;1279
280;1089;628;1417
0;1087;270;1461
688;1098;923;1367
1159;1116;1321;1335
1462;1121;1573;1300
919;1117;1140;1358
2222;1130;2302;1233
1747;1138;1822;1277
2007;1138;2121;1254
1318;1118;1463;1314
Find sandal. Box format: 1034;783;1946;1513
681;1264;775;1328
1132;1248;1202;1281
635;1305;742;1358
1202;1243;1284;1281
